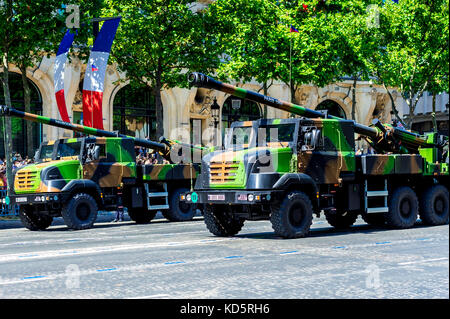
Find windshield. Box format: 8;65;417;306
56;142;82;158
38;144;55;160
257;123;296;147
37;141;82;161
226;126;254;150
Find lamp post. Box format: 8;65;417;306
228;99;241;128
210;97;220;146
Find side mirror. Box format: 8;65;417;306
93;145;100;161
312;129;322;148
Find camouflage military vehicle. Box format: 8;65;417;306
182;73;449;238
0;106;204;230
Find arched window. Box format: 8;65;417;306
0;73;42;158
316;100;347;119
221;96;262;130
112;85;156;140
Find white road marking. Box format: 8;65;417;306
0;237;244;263
397;257;448;266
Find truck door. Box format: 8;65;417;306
298;120;355;184
82;138;125;187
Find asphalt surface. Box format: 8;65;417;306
0;212;448;299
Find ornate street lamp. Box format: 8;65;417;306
210;97;220;146
210;97;220;129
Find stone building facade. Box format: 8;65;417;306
2;54;441;153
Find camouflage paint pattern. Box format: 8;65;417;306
82;137;136;188
298;119;355;184
361;154;423;175
142;163;200;181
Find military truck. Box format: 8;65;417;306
0;106;204;230
182;73;449;238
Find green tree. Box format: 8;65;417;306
7;1;65;158
275;1;347;104
0;1;63;194
105;0;218;139
365;0;449;129
206;0;281;117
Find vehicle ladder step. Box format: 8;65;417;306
148;204;170;210
145;183;169;211
147;192;168;198
366;207;389;214
366;190;389;197
365;179;389;214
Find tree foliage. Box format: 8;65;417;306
104;0;219;138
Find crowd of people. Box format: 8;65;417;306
0;153;34;188
135;146;170;165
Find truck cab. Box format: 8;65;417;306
11;136;136;230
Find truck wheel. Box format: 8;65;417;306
19;205;53;231
270;191;313;239
386;186;418;229
203;205;244;237
419;185;449;225
324;210;358;229
128;208;157;224
163;187;196;221
61;193;98;230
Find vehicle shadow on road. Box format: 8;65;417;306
41;215;205;232
235;221;436;240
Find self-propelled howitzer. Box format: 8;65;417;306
188;72;444;155
1;106;205;230
182;73;449;239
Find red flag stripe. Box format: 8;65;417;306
55;89;70;123
82;90;104;129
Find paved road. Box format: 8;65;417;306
0;213;448;299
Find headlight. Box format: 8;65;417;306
247;194;254;202
186;194;192;202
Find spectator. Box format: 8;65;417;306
112;188;125;222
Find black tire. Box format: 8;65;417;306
324;210;358;229
419;185;449;226
127;208;157;224
61;193;98;230
19;205;53;231
361;213;385;227
162;187;196;221
270;191;313;239
203;205;244;237
385;186;418;229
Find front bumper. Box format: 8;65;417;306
180;189;279;205
7;192;66;206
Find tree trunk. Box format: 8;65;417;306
431;93;437;133
20;64;34;159
383;83;407;128
1;52;14;197
290;79;296;104
263;81;268;119
154;58;164;140
351;76;357;121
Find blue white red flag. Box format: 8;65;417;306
82;17;121;129
54;29;76;123
290;25;299;33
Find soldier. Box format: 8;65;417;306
113;186;125;222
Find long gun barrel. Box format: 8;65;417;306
188;72;437;153
0;105;169;154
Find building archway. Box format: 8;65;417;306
112;84;157;140
315;99;347;119
0;72;43;159
221;96;262;130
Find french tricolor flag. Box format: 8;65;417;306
82;17;121;129
54;29;76;123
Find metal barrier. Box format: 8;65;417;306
0;188;19;216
